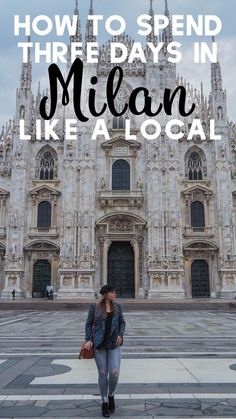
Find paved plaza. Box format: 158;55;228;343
0;307;236;417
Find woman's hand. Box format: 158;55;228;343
84;340;93;350
116;335;123;346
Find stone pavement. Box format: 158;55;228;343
0;309;236;417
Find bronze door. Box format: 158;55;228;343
32;259;51;298
191;260;210;298
108;241;135;298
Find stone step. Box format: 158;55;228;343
0;298;236;310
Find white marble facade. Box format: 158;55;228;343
0;0;236;300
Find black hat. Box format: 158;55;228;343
99;285;115;296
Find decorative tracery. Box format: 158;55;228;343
35;147;58;180
188;152;203;180
185;147;207;180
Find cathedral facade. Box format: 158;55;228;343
0;0;236;300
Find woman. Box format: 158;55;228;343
84;285;126;418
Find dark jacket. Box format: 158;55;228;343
85;302;126;349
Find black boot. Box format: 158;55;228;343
108;395;115;413
102;402;110;418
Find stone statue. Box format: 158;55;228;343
10;243;17;261
137;178;142;189
101;177;106;190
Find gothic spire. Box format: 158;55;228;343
75;0;78;13
164;0;169;14
67;0;82;65
201;82;204;104
147;0;157;44
211;37;223;94
35;82;41;110
89;0;94;14
211;61;223;93
162;0;173;44
20;36;32;92
72;0;82;43
86;0;96;43
209;36;227;123
149;0;154;15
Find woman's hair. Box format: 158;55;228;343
95;293;118;319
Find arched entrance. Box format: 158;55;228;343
96;213;146;298
32;259;51;298
108;241;135;298
24;241;59;299
191;260;210;298
183;241;218;298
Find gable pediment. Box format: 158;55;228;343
184;240;218;251
24;240;60;251
30;185;60;196
101;136;141;150
96;212;146;227
182;185;213;197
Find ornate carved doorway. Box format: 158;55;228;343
96;213;146;298
183;241;218;299
24;241;59;299
32;259;51;298
191;259;210;298
108;241;135;298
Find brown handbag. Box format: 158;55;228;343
79;310;96;359
79;341;94;359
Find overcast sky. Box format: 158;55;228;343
0;0;236;126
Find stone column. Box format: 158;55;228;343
138;236;144;297
103;239;112;284
51;256;58;291
0;253;5;294
131;239;139;298
99;236;104;289
24;251;32;298
184;255;192;298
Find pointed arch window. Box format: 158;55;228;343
191;201;205;228
188;152;203;180
39;151;55;180
37;201;52;228
112;159;130;190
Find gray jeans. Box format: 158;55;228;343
94;345;122;402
